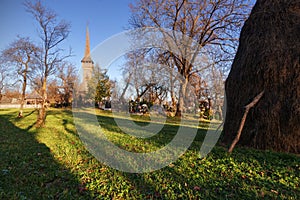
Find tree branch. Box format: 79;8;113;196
228;90;264;153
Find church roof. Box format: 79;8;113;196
81;56;93;63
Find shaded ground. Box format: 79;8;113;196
0;108;299;199
0;109;93;199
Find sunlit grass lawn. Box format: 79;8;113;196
0;108;299;199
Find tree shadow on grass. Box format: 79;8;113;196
24;109;36;117
94;113;207;149
0;109;93;199
35;109;299;199
47;109;78;136
81;111;299;199
119;146;300;199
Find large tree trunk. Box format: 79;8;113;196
175;78;188;117
169;67;177;112
36;78;47;127
18;74;27;118
223;0;300;154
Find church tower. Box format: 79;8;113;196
81;25;94;93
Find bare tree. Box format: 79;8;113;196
209;64;225;120
2;37;39;117
31;76;43;96
122;51;168;104
121;52;143;101
129;0;252;116
0;61;9;103
24;0;71;126
47;79;60;104
158;53;178;109
57;62;77;106
119;71;133;102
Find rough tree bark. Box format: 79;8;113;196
223;0;300;153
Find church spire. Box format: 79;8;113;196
81;24;94;93
84;25;91;58
82;24;93;63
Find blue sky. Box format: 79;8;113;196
0;0;133;79
0;0;256;84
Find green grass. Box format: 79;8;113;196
0;108;299;199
